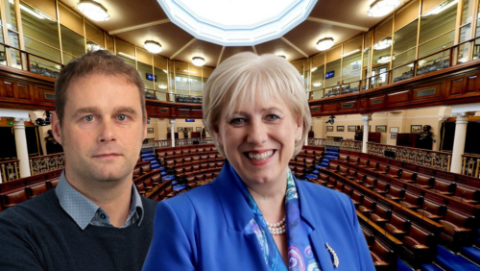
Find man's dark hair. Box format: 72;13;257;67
54;50;146;125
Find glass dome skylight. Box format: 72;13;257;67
157;0;317;46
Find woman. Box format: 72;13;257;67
142;52;375;271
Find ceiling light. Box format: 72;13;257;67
158;84;168;89
311;67;318;72
367;0;400;17
316;37;334;51
77;0;110;21
377;55;395;64
144;40;162;54
313;82;322;87
424;0;458;16
373;37;392;50
192;56;205;67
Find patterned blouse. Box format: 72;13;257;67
241;169;322;271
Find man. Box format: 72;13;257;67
0;50;158;270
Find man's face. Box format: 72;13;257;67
52;74;146;185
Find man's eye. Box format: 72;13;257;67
84;115;94;122
117;114;127;121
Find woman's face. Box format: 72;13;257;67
215;93;303;187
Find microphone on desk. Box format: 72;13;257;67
460;190;466;204
400;197;405;209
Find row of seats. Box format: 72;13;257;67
323;162;476;251
163;154;224;168
156;145;217;160
362;225;396;270
315;171;438;266
341;154;480;204
0;177;59;210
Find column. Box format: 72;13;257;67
361;114;372;153
13;117;31;178
170;120;175;147
450;112;473;174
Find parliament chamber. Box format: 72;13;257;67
1;0;480;270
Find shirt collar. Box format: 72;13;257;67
55;171;144;230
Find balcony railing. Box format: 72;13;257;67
0;160;20;182
30;153;65;175
461;154;480;178
307;138;362;152
367;142;451;172
145;89;202;104
142;137;215;149
307;37;480;100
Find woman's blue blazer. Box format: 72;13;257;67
142;162;375;271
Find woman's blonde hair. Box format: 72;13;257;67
203;52;311;157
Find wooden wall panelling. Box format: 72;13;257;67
386;89;410;106
464;72;480;95
310;105;321;116
158;107;170;118
191;109;203;118
447;76;467;96
176;108;190;118
322;102;338;113
35;85;55;106
412;83;441;102
339;100;358;113
368;95;385;109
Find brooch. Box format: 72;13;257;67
325;242;339;268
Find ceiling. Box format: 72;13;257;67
61;0;409;68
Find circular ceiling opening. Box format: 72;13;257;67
157;0;317;46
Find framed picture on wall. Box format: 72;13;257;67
347;125;356;132
411;125;422;133
326;126;333;132
376;125;387;133
196;127;202;132
390;127;399;133
337;126;345;132
187;127;193;132
167;127;171;133
177;127;183;132
147;128;154;134
361;125;371;132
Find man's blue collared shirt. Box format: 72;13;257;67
55;172;144;230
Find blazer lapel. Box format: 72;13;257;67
296;177;335;271
213;162;269;271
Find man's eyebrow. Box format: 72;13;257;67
71;107;101;118
113;106;138;115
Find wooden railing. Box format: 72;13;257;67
0;160;19;182
307;36;480;100
29;153;65;176
145;89;202;104
307;138;362;152
30;152;65;175
462;154;480;179
367;142;451;172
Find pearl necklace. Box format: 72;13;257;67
266;216;286;235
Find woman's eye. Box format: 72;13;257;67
84;115;94;122
117;114;127;121
266;115;279;121
230;118;244;125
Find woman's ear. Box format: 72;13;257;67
212;124;222;146
295;116;303;141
